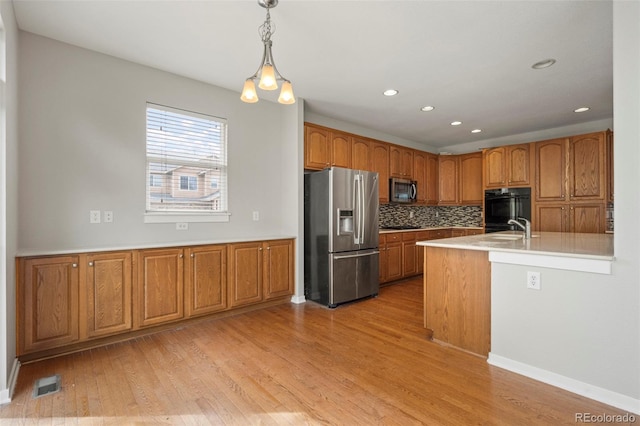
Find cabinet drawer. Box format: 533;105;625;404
402;232;416;242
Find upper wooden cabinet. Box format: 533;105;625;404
304;123;351;170
535;131;608;203
459;153;483;205
438;156;459;205
19;255;80;354
83;251;132;339
414;151;439;206
351;137;372;171
483;143;531;189
371;141;390;204
136;248;184;328
607;131;614;203
568;132;606;202
389;145;413;178
425;153;439;205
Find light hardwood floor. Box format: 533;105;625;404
1;278;631;425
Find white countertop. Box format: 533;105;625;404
417;231;614;261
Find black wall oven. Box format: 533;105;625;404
484;188;531;233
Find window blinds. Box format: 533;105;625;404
146;103;227;213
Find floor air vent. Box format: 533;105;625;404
32;375;61;398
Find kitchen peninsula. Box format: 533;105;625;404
418;231;614;357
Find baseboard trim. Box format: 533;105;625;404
488;353;640;415
0;359;20;404
290;294;306;304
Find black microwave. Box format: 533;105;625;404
390;178;417;203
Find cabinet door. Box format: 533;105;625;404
185;245;227;317
264;239;294;300
425;153;439;205
401;149;414;178
570;203;605;233
352;137;371;171
371;142;390;204
459;153;483;205
330;131;352;168
568;132;606;201
378;235;388;283
228;242;263;308
84;252;132;339
535;204;568;232
438;156;459;205
304;124;331;170
416;231;430;274
389;145;404;178
507;144;531;186
385;242;403;282
535;138;567;202
136;248;184;328
483;147;506;188
402;233;417;277
21;256;80;354
413;151;427;204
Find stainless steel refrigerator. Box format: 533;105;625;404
304;167;379;308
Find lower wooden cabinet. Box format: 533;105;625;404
19;255;80;354
136;248;185;328
379;233;403;283
17;238;294;358
402;233;417;277
82;251;132;339
185;245;227;317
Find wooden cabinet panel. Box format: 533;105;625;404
378;234;388;283
228;242;263;308
185;245;227;318
568;132;606;201
330;131;352;169
607;131;614;202
401;233;417;277
84;252;132;339
264;239;294;300
535;204;568;232
507;144;531;186
136;248;184;328
20;256;80;354
390;145;413;178
459;153;483;205
385;242;403;282
535;138;567;202
351;137;371;171
413;151;427;204
450;229;466;237
570;203;605;234
371;142;390;204
464;228;484;236
438;156;458;205
484;147;506;188
304;124;331;170
426;153;439;205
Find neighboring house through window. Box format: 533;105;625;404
145;103;228;222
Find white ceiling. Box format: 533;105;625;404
12;0;613;149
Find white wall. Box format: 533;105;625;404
0;0;19;403
18;32;298;253
489;1;640;413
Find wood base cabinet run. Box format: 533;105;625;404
17;238;294;360
424;247;491;357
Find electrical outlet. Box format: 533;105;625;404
252;211;260;221
103;211;113;223
90;210;101;224
176;222;188;230
409;211;415;219
527;271;541;290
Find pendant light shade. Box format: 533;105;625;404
240;79;259;103
240;0;295;104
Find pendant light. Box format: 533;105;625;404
240;0;295;105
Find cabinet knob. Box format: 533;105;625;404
179;254;183;258
259;247;263;251
267;246;271;250
72;263;78;268
190;253;194;258
88;261;94;267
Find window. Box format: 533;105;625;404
145;103;228;222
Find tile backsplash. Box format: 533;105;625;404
379;204;483;228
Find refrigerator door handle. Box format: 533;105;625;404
333;250;380;260
359;173;365;244
354;174;361;245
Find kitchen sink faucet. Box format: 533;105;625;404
508;217;532;239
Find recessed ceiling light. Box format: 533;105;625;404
531;58;556;69
450;121;462;126
471;129;482;133
420;106;435;112
383;89;399;96
574;107;590;113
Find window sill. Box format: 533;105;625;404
144;213;231;224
